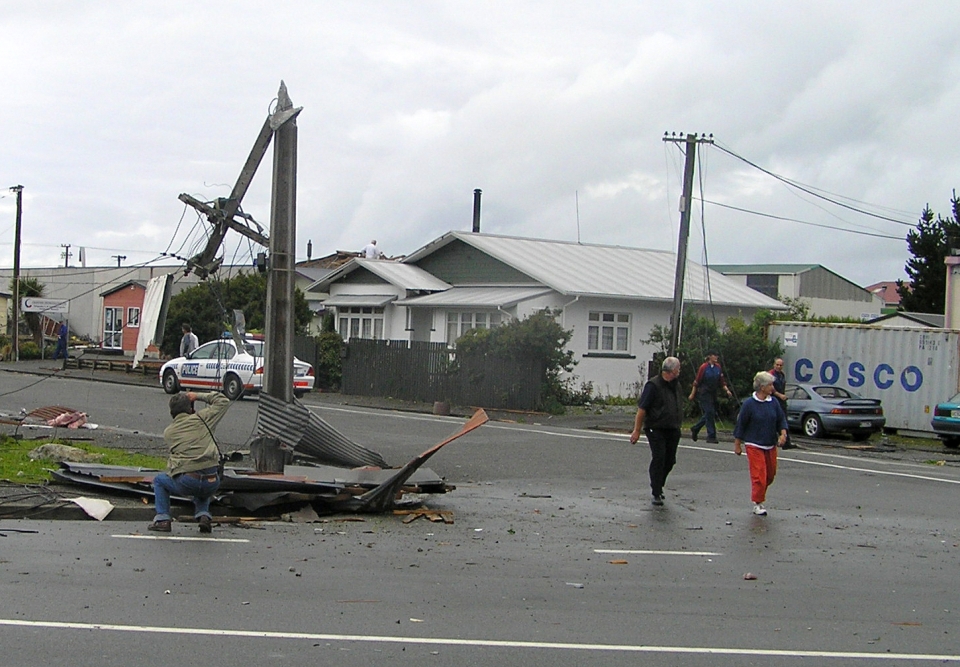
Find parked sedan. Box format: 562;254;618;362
159;337;314;400
784;383;885;441
930;392;960;449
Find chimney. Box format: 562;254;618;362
307;239;312;261
472;189;482;233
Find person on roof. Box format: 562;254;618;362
361;239;383;259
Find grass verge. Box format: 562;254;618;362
0;436;166;485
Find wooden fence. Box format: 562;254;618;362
340;338;544;410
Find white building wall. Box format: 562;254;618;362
779;275;798;298
0;265;215;341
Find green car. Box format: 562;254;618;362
931;392;960;449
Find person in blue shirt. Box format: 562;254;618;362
733;371;788;516
53;321;68;360
688;352;733;443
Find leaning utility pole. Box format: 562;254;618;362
10;185;23;362
663;132;712;357
178;82;301;473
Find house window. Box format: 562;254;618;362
338;306;384;340
127;307;140;328
446;311;499;344
587;312;630;352
745;274;779;299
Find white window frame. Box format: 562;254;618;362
103;306;123;349
446;311;499;345
338;306;384;341
126;306;141;328
587;311;631;353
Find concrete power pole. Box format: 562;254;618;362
10;185;23;362
263;82;297;406
663;133;712;357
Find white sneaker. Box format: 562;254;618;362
753;503;767;516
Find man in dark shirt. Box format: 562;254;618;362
630;356;683;506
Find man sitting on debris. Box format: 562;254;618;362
148;391;231;534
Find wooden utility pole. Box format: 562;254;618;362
663;133;712;357
10;185;22;362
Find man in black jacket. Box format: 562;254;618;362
630;356;683;506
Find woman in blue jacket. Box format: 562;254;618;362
733;371;787;516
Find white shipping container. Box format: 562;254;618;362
768;322;960;434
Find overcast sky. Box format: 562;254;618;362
2;1;958;288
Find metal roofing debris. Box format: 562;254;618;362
50;409;489;514
257;392;388;469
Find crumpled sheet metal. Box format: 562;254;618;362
256;392;387;468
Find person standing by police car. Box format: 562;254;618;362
630;356;683;506
148;391;231;533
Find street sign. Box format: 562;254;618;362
21;297;69;315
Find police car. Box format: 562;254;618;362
159;337;314;400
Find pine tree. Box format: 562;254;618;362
897;194;960;313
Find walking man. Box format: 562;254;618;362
630;356;683;506
689;352;733;443
148;391;231;533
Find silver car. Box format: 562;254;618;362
784;383;885;441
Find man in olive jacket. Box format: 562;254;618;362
148;391;231;533
629;356;683;506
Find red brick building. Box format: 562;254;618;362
100;281;145;353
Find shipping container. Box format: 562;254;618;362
767;322;960;434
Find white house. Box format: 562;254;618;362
309;232;784;397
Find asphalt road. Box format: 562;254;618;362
1;371;960;665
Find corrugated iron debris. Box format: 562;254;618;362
49;408;488;514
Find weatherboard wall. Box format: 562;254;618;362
768;322;960;434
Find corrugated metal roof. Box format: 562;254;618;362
322;294;397;307
406;232;783;308
307;258;450;292
396;286;553;307
710;263;820;275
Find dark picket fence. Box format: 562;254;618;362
340;338;543;410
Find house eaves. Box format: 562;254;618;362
403;231;783;310
322;294;397;308
307;258;450;293
396;286;554;308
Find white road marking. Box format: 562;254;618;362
594;549;721;556
309;404;960;482
0;619;956;661
113;535;249;543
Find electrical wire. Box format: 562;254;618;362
711;142;916;227
698;199;904;240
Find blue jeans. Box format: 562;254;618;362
692;393;718;439
153;469;220;522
